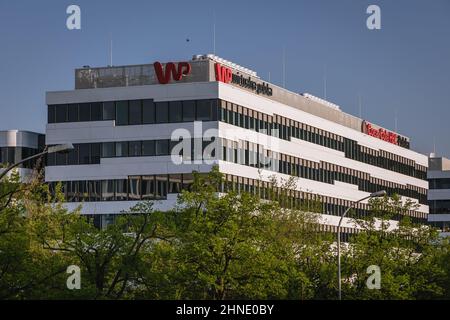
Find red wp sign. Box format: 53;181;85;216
153;61;191;84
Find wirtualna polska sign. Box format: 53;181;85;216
215;63;273;96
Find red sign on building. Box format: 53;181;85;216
362;121;398;145
153;61;191;84
215;63;232;83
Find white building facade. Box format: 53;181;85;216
45;55;428;232
428;156;450;237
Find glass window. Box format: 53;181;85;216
142;140;155;156
115;179;128;201
79;103;91;122
67;104;79;122
55;104;67;123
142;176;155;200
89;180;101;202
129;141;142;157
210;99;218;120
67;181;79;202
155;140;169;156
101;180;115;201
48;105;56;123
56;152;67;166
91;102;102;121
143;99;155;124
116;101;129;125
115;142;128;157
46;152;55;167
103;101;115;120
182;173;194;191
155;175;168;199
183;100;196;122
102;142;115;158
79;144;90;164
169;174;182;194
91;143;101;164
196;100;211;121
128;176;141;200
68;144;79;165
79;181;89;202
129;100;142;125
155;102;169;123
169;101;183;123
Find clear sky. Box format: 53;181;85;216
0;0;449;157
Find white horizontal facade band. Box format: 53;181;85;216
62;198;400;232
428;189;450;200
428;214;450;222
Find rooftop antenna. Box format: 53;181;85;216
433;136;436;155
109;33;113;67
394;109;398;132
213;10;216;55
282;46;286;88
268;71;271;82
323;64;327;100
358;94;362;118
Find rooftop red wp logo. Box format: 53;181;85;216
154;61;191;84
215;63;232;83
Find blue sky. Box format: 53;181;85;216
0;0;449;157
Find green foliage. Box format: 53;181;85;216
0;167;450;300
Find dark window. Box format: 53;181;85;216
102;142;115;158
169;101;183;123
155;175;168;199
101;180;115;201
79;181;89;202
116;101;129;125
103;102;115;120
196;100;212;121
68;144;79;165
182;173;194;191
79;144;90;164
115;179;128;201
169;174;182;193
155;102;169;123
68;104;79;122
48;105;56;123
210;99;218;120
46;152;55;166
128;176;141;200
183;100;196;122
91;102;102;121
67;181;79;202
155;140;169;156
142;140;155;156
91;143;101;164
55;104;67;123
79;103;91;122
56;152;67;166
142;176;155;200
129;141;142;157
89;180;101;202
115;142;128;157
129;100;142;125
143;99;155;124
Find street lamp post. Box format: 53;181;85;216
0;143;74;181
337;190;386;300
